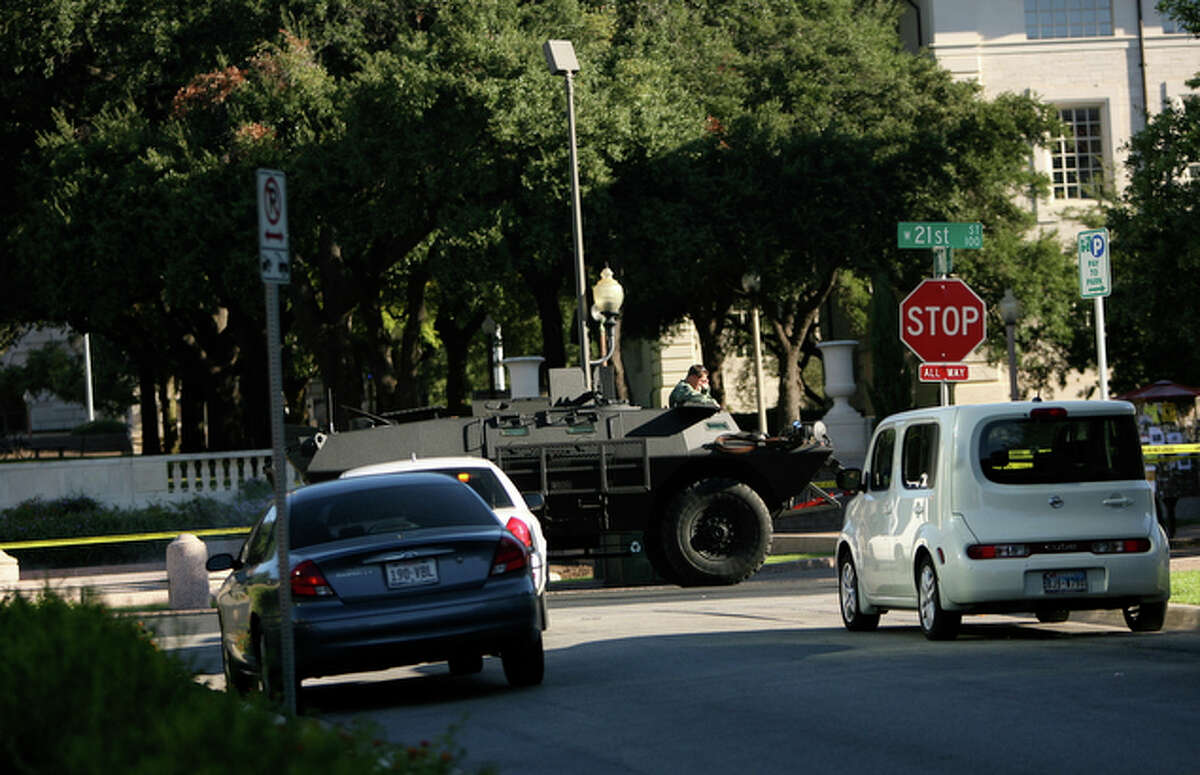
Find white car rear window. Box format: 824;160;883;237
978;414;1143;485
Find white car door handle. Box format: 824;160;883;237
913;501;925;514
1102;495;1133;508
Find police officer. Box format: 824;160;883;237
669;364;719;408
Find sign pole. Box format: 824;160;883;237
257;168;295;714
1095;296;1109;400
934;248;952;406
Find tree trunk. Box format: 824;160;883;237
291;228;364;430
529;273;568;369
687;307;733;405
393;263;431;409
437;308;486;414
158;378;177;454
137;361;160;455
178;370;206;452
766;270;840;425
610;319;630;403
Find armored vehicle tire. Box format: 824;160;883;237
660;478;772;586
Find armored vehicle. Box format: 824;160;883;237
291;374;832;586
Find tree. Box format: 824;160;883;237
604;0;1067;421
1105;86;1200;391
1098;1;1200;392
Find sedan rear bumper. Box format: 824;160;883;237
291;579;543;679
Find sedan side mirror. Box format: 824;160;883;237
205;553;242;572
523;492;545;512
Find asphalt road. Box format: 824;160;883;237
155;564;1200;775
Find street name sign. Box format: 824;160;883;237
900;278;987;363
897;222;984;250
1077;228;1111;298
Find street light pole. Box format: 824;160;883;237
742;274;768;433
543;40;591;393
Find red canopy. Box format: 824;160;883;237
1114;380;1200;401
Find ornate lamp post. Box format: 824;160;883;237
590;266;625;367
481;315;505;394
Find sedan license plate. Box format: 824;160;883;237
385;558;439;589
1042;569;1087;594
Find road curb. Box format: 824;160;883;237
1072;603;1200;632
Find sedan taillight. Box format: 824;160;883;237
505;517;533;548
491;534;529;576
291;560;335;597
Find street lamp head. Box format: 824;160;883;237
592;266;625;315
481;314;497;336
999;288;1022;326
741;272;761;295
543;40;579;75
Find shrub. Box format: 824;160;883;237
0;593;473;774
70;418;129;435
0;495;266;569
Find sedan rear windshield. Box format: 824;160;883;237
979;414;1144;484
291;481;498;548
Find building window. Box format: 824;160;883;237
1051;107;1104;199
1024;0;1114;39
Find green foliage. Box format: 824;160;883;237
1104;86;1200;392
71;419;129;435
1159;0;1200;36
0;594;471;774
1;0;1085;437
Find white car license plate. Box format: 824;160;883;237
1042;569;1087;594
385;558;439;588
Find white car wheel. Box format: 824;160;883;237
917;558;960;641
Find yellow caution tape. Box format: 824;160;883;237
1142;443;1200;457
0;526;251;551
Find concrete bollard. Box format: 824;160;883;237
167;533;209;610
0;550;17;584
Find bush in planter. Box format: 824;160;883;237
0;593;473;774
69;418;130;436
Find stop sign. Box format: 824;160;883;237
900;278;987;363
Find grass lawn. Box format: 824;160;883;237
1172;570;1200;606
764;553;831;565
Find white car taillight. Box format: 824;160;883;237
491;534;529;576
967;543;1031;559
505;517;533;548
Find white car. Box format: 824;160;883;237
341;457;549;593
835;400;1171;640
